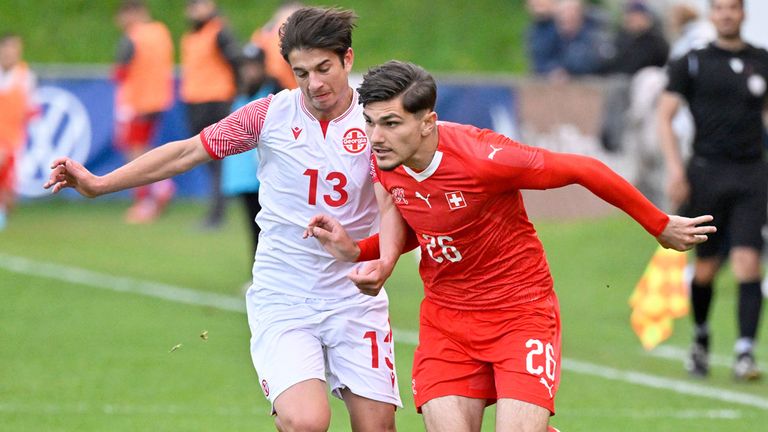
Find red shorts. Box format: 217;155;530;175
0;153;16;193
115;112;161;151
412;291;561;414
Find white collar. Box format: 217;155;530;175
403;150;443;182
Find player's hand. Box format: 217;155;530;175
656;214;716;251
303;214;360;262
43;157;101;197
348;259;392;297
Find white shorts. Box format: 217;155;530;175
245;288;402;411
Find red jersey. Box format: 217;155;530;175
373;122;669;310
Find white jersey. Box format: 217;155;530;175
201;88;378;299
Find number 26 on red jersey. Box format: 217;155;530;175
422;234;462;263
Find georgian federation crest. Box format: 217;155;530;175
342;128;368;154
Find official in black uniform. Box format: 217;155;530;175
658;0;768;380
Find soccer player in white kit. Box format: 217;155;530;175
44;7;401;432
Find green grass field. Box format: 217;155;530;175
1;0;529;73
2;199;767;431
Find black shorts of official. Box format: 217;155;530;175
683;156;768;258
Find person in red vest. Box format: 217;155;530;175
0;33;36;231
181;0;239;229
114;0;176;224
250;1;302;90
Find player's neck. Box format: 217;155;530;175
715;35;745;52
313;86;353;121
404;131;439;172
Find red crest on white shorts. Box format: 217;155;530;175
261;379;270;397
342;128;368;154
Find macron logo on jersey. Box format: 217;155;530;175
292;126;302;140
445;191;467;210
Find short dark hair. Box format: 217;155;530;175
358;61;437;114
279;7;357;64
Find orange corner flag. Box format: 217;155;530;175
629;246;689;350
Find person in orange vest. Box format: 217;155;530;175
0;33;36;231
181;0;240;229
250;1;302;90
114;0;176;224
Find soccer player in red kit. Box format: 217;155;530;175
306;61;716;432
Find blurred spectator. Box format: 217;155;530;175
605;1;669;75
113;0;176;224
180;0;239;229
549;0;611;80
221;43;280;281
250;1;302;90
668;2;715;60
0;33;36;231
525;0;560;75
600;1;669;155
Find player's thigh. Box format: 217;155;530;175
496;398;550;432
273;379;330;432
412;298;496;411
421;395;486;432
340;387;396;432
248;306;327;408
323;294;401;407
491;293;561;415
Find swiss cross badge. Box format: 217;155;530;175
391;187;408;205
342;128;368;154
445;191;467;210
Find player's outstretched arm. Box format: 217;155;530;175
656;214;716;251
304;214;361;262
44;135;212;198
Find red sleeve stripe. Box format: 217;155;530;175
201;95;273;158
199;129;221;160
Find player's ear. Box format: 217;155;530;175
421;111;437;137
342;48;354;72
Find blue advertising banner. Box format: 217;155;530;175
18;77;518;199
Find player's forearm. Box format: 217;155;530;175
95;137;210;196
378;204;407;274
545;152;669;236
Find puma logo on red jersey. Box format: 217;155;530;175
415;191;431;208
539;377;554;398
488;145;503;160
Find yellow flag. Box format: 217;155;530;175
629;246;688;350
